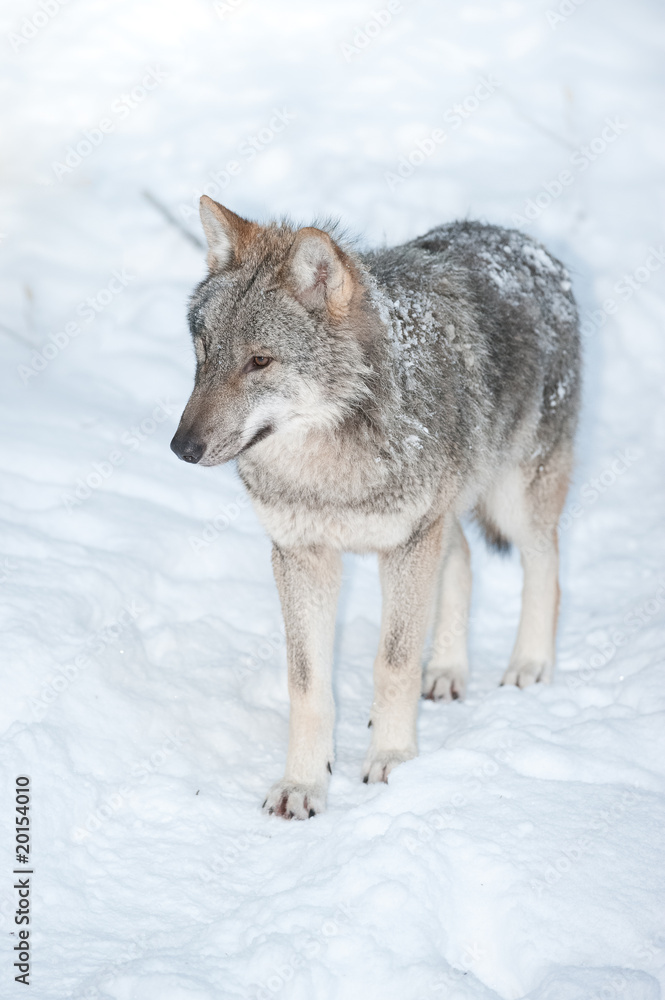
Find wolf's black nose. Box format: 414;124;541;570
170;433;205;464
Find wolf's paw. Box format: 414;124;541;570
362;749;415;785
422;665;467;701
501;660;552;688
262;779;327;820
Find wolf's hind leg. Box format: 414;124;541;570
422;517;471;701
483;449;571;688
263;544;341;819
501;528;559;688
364;516;445;783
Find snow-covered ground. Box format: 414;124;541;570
1;0;665;996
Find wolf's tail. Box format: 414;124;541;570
473;509;512;555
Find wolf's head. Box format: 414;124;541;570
170;197;376;466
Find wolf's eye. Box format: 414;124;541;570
243;355;273;374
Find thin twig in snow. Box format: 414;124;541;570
142;190;206;251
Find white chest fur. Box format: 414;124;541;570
249;494;430;553
238;424;437;552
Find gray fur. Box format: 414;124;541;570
171;199;582;818
180;219;579;527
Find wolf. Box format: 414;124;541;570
171;195;581;819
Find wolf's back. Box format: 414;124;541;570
364;220;581;465
409;221;581;411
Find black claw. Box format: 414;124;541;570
268;807;274;814
287;810;294;820
309;808;315;818
363;774;368;784
452;690;459;700
262;799;267;808
367;719;373;727
327;761;332;774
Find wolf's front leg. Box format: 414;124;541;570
364;517;445;784
263;543;342;819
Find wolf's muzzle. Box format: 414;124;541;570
170;432;206;464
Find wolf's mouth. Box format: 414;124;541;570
237;424;274;455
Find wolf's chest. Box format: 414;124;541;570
237;428;437;552
248;494;428;553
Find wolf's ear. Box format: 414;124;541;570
199;196;253;272
284;228;355;320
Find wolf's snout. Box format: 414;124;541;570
170;431;206;464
